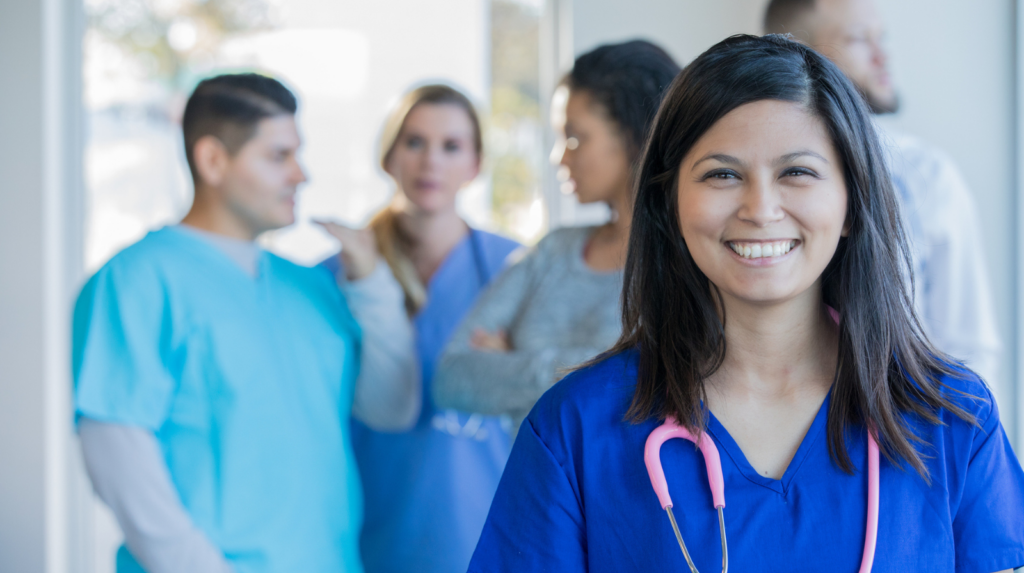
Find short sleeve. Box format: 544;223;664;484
468;417;587;573
952;396;1024;572
72;259;177;430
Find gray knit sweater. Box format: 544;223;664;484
433;226;624;437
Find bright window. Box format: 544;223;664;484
83;0;547;568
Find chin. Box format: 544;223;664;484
269;212;296;230
407;197;456;215
573;189;602;205
867;90;899;115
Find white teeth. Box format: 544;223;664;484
729;240;796;259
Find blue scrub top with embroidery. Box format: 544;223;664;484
325;229;521;573
73;226;364;573
470;349;1024;573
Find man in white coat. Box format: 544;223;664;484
764;0;1001;385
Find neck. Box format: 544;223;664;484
709;286;837;400
603;185;633;238
181;186;258;242
391;198;468;256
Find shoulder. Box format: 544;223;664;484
879;128;967;193
516;226;594;265
267;252;341;298
537;225;595;251
528;349;639;444
81;228;184;293
932;364;999;432
318;251;342;277
473;229;521;263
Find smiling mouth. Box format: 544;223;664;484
727;240;797;260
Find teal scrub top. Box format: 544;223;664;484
72;226;365;573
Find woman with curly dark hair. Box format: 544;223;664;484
434;39;680;439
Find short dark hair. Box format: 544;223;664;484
181;73;297;182
562;40;680;162
763;0;817;37
607;34;973;482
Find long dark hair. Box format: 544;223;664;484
610;34;973;481
562;40;680;162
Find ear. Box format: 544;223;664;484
193;135;230;188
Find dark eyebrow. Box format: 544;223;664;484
775;150;829;166
691;153;743;171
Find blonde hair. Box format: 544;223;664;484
371;84;483;314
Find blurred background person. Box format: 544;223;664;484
432;40;680;437
319;84;521;573
74;74;419;573
764;0;1001;386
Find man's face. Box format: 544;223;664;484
220;115;307;235
809;0;898;114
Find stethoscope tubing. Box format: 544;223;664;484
644;417;879;572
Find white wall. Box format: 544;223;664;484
573;0;764;63
874;0;1017;439
0;0;89;572
571;0;1019;441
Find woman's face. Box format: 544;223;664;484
551;88;631;205
386;102;480;214
676;99;848;307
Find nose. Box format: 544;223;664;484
293;158;308;185
868;36;888;69
737;177;784;227
421;143;444;170
550;139;567;166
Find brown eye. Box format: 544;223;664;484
703;169;738;181
783;168;816;178
405;136;424;149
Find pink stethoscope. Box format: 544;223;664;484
644;417;879;573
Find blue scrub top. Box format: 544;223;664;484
470;349;1024;573
324;229;520;573
73;227;365;573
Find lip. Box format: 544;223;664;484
724;239;800;267
414;179;441;191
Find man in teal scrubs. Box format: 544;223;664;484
72;74;420;573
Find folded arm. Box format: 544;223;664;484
433;253;602;421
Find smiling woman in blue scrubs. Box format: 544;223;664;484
319;84;520;573
469;35;1024;573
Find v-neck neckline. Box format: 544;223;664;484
165;226;268;284
422;230;476;301
705;388;832;495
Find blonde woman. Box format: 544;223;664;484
319;85;520;573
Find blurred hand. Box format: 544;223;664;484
315;220;379;281
470;328;511;352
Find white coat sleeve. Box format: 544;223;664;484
338;259;421;431
78;418;234;573
917;155;1001;386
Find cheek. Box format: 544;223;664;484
444;154;478;186
677;189;730;243
792;187;848;254
386;151;414;181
